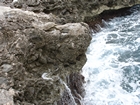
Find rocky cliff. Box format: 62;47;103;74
10;0;140;23
0;0;140;105
0;6;91;105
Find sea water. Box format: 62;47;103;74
83;5;140;105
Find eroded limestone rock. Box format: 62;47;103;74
0;0;138;105
0;8;91;105
10;0;140;23
0;89;15;105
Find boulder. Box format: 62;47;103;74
0;7;91;105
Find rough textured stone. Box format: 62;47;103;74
0;7;91;105
57;73;85;105
10;0;140;23
0;89;15;105
0;0;139;105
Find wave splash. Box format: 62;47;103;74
83;8;140;105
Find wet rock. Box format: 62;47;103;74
57;72;85;105
0;7;91;105
85;5;140;31
69;73;85;100
0;0;139;105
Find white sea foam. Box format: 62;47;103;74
83;9;140;105
136;80;140;86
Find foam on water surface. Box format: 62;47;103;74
83;8;140;105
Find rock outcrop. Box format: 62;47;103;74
0;0;140;105
0;7;91;105
9;0;140;23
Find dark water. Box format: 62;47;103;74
83;5;140;105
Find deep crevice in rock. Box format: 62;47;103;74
85;4;140;32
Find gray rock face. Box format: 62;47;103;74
0;7;91;105
0;0;139;105
0;89;15;105
10;0;140;23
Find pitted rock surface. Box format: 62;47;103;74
0;0;139;105
0;7;91;105
10;0;140;23
0;89;15;105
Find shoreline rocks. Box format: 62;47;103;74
10;0;140;23
0;7;91;105
0;0;140;105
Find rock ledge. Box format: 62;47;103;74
0;7;91;105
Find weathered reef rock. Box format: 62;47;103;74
0;89;15;105
85;4;140;31
0;0;139;105
10;0;140;23
0;7;91;105
57;73;85;105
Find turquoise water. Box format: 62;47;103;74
83;5;140;105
